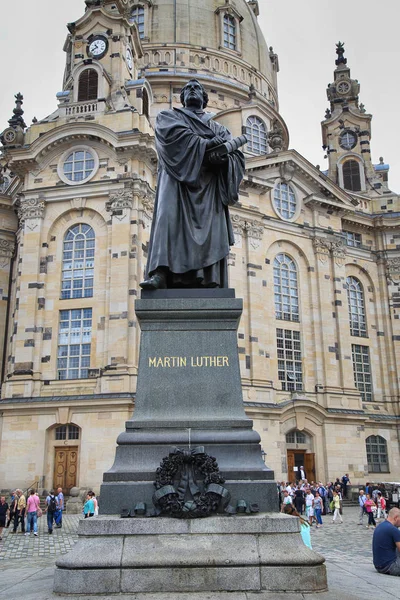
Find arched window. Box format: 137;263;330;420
78;69;98;102
61;224;95;300
130;5;145;38
246;116;268;154
223;14;237;50
273;182;297;220
347;276;367;337
366;435;389;473
286;430;308;444
274;254;299;322
343;159;361;192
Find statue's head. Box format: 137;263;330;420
180;79;209;109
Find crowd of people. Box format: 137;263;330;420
0;487;99;539
279;475;400;577
278;475;391;529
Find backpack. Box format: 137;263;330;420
48;495;57;512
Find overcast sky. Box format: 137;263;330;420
1;0;399;192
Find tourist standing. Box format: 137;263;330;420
0;496;9;540
12;489;26;534
45;490;58;534
358;489;367;525
25;489;40;536
341;473;351;499
313;491;323;528
332;491;343;524
377;492;387;520
365;494;377;529
55;487;64;528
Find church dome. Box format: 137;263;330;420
139;0;278;108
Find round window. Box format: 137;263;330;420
273;182;297;221
340;131;357;150
58;146;99;186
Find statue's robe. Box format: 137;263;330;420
145;107;245;287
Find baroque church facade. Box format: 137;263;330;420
0;0;399;494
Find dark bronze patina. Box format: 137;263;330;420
140;79;246;290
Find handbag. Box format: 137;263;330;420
37;506;43;518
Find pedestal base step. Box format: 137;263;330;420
54;514;327;595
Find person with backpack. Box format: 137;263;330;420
45;490;58;534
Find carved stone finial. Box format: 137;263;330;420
359;103;366;114
379;156;384;165
8;93;27;130
269;119;284;153
335;42;347;66
325;108;331;119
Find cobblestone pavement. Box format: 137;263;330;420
0;507;398;599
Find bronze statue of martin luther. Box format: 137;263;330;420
140;79;246;290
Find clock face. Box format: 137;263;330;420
88;36;108;58
126;46;133;71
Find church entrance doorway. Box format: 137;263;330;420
53;447;78;494
287;450;315;483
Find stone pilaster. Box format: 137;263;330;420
7;197;45;396
103;188;133;382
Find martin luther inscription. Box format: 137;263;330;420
149;355;230;368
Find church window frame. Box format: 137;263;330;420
277;328;303;392
245;116;268;155
216;5;242;55
274;253;299;323
351;344;373;402
344;230;362;248
223;14;237;51
339;130;357;150
58;145;99;186
346;276;367;338
77;68;99;102
130;5;145;39
366;435;389;473
338;155;365;192
273;180;299;222
57;308;92;380
61;224;95;300
286;430;308;445
0;176;10;194
55;425;80;441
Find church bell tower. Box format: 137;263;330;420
321;43;390;201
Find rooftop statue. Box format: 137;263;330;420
140;79;246;290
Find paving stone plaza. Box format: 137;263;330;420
0;506;398;600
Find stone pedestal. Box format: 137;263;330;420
100;290;276;514
54;514;327;595
54;290;327;595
